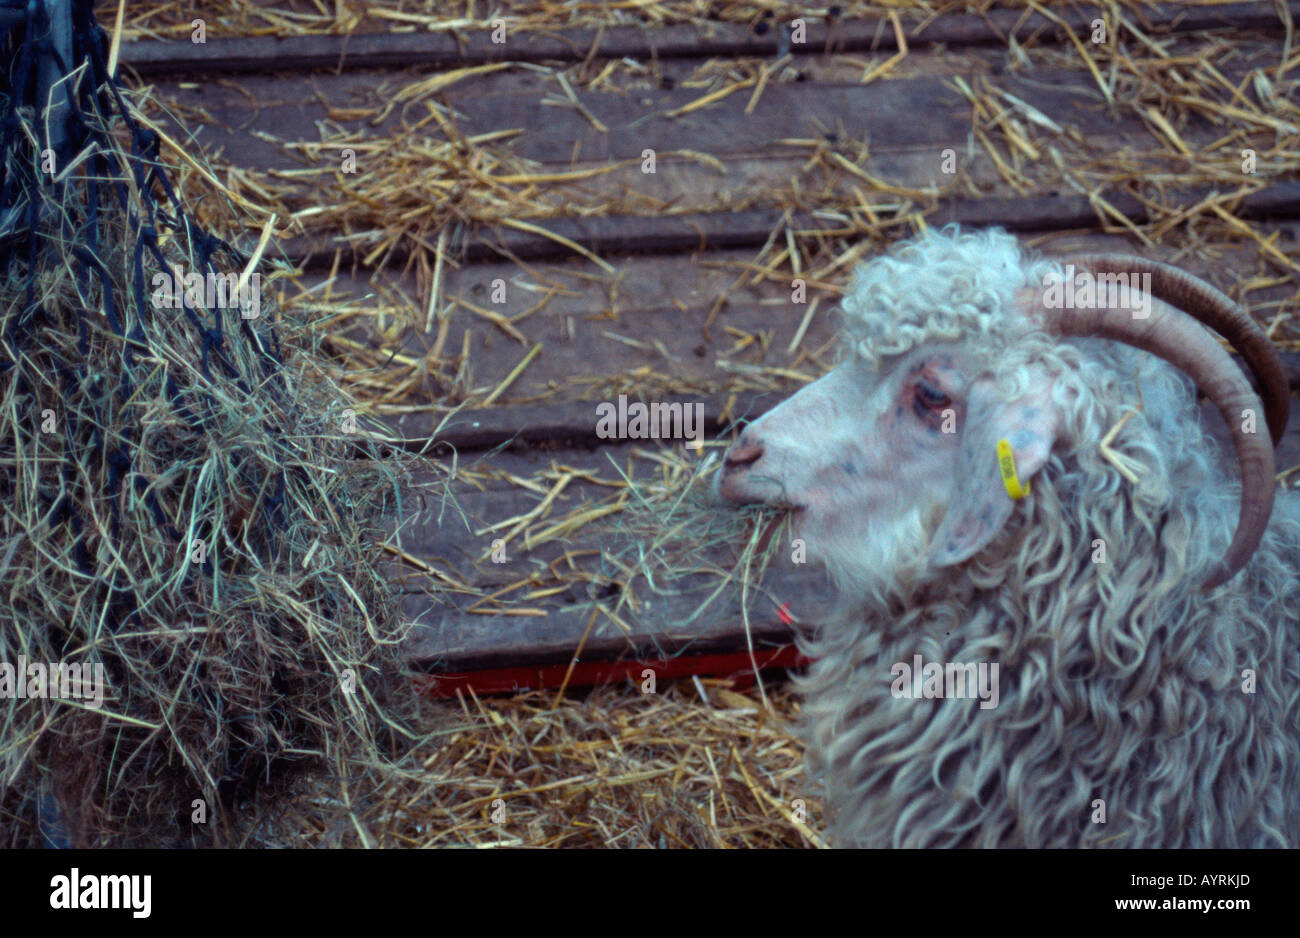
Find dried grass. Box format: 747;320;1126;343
243;681;819;848
0;38;437;846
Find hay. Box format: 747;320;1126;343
602;448;789;605
600;448;794;710
244;682;819;849
0;11;432;846
114;2;936;41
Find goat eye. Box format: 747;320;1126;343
915;380;951;409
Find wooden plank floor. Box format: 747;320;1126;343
119;6;1300;691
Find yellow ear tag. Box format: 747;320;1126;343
997;438;1031;500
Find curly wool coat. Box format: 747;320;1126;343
738;227;1300;847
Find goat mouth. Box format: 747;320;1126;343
716;470;807;515
752;494;806;515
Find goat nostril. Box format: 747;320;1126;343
725;439;764;468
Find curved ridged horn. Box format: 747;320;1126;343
1066;254;1290;445
1024;265;1281;590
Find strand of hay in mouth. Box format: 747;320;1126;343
596;446;793;703
613;447;791;588
0;19;437;846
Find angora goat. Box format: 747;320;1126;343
718;226;1299;848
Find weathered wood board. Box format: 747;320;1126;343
120;3;1300;76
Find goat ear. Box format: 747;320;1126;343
930;376;1060;567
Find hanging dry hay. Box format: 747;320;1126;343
0;21;437;846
